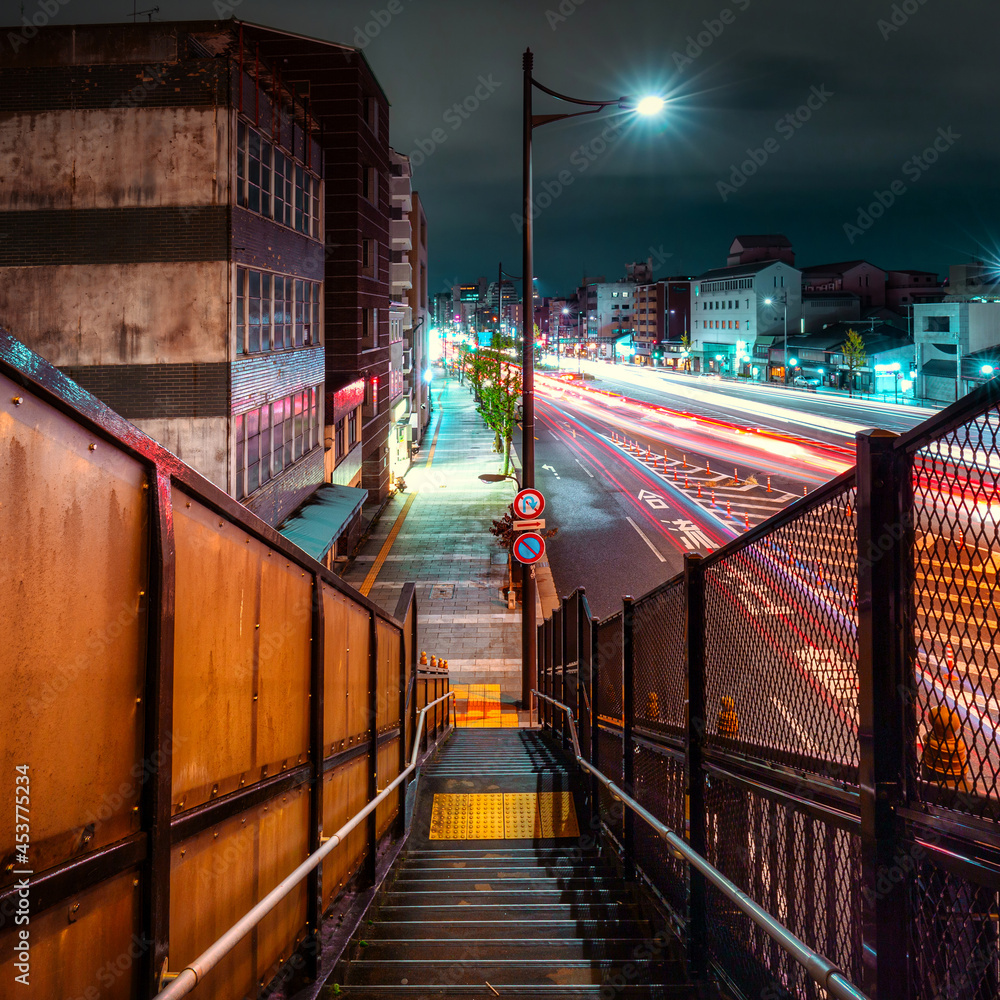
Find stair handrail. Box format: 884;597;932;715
154;689;456;998
533;690;870;1000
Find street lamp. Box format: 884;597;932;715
519;47;664;708
764;294;789;383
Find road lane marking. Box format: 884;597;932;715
575;459;594;478
626;516;666;563
360;492;418;596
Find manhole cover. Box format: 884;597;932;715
429;584;455;599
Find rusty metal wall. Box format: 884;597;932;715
0;373;149;878
0;335;439;995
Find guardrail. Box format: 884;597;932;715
156;690;455;997
534;691;868;1000
539;375;1000;999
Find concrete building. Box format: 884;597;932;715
777;322;913;394
388;149;413;484
0;20;330;529
691;260;802;376
727;235;795;268
432;291;453;330
914;300;1000;402
406;191;430;447
634;282;663;364
581;280;635;357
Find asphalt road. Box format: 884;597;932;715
561;361;936;447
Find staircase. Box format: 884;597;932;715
325;730;712;998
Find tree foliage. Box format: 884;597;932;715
469;348;522;476
842;329;867;396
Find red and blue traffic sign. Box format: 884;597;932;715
513;531;546;565
513;488;545;519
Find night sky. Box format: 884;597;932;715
23;0;1000;298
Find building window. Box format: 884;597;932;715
237;268;321;354
924;316;951;333
363;239;378;279
362;166;378;206
362;308;378;350
364;95;378;134
235;413;246;499
236;267;246;355
348;407;358;445
335;417;345;461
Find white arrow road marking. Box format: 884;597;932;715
637;489;669;509
626;517;666;563
662;518;714;550
542;464;560;478
575;459;594;478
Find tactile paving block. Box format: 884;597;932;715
428;794;470;840
537;791;580;838
503;792;541;839
467;793;505;839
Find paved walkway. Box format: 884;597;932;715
340;376;557;715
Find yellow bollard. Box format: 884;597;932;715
921;705;969;788
430;655;438;669
646;691;660;721
717;696;739;738
443;659;449;671
420;651;428;666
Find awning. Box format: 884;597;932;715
278;483;368;562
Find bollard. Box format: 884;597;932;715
706;460;711;475
420;651;428;666
846;503;852;518
717;696;739;738
744;512;750;528
646;446;651;459
921;705;969;789
710;488;716;506
697;483;702;498
673;468;678;482
430;655;438;668
683;454;687;469
803;485;808;496
443;659;449;670
726;501;731;518
685;474;689;488
646;691;660;721
767;476;771;493
734;467;739;485
945;644;956;682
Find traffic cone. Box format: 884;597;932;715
673;467;677;482
717;696;739;738
744;512;750;528
706;460;711;475
711;488;716;506
945;644;956;682
767;476;771;493
734;467;739;485
646;691;660;721
726;501;731;517
921;706;969;789
683;454;687;469
697;483;702;498
684;474;689;488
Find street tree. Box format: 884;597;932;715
843;328;867;397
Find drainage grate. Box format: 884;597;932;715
429;584;455;599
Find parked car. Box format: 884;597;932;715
792;375;820;388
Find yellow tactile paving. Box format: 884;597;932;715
467;793;505;839
429;792;581;840
503;792;541;839
453;683;512;728
538;791;580;838
428;793;470;840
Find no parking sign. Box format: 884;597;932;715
513;531;546;565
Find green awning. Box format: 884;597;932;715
278;484;368;562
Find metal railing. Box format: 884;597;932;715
539;376;1000;1000
535;691;869;1000
156;690;455;997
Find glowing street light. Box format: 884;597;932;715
982;365;995;376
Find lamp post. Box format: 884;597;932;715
764;294;789;383
520;47;663;709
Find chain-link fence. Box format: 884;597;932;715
536;380;1000;999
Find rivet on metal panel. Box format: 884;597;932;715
186;502;191;508
4;863;13;874
255;623;260;629
139;590;145;597
132;805;139;814
11;395;22;405
88;443;97;451
133;879;139;888
136;697;142;704
68;902;80;923
281;761;287;770
219;521;224;527
214;831;219;839
262;765;268;777
240;774;246;786
180;849;186;857
211;783;219;797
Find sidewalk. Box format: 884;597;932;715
340;375;558;718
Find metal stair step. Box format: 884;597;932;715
357;938;667;961
381;889;633;906
330;988;708;999
343;958;684;987
392;875;626;888
364;919;655;941
374;902;640;921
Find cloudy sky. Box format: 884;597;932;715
12;0;1000;297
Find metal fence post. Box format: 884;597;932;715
590;616;600;829
305;573;325;980
684;553;707;981
366;611;379;886
856;428;912;999
622;595;636;874
561;596;570;749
